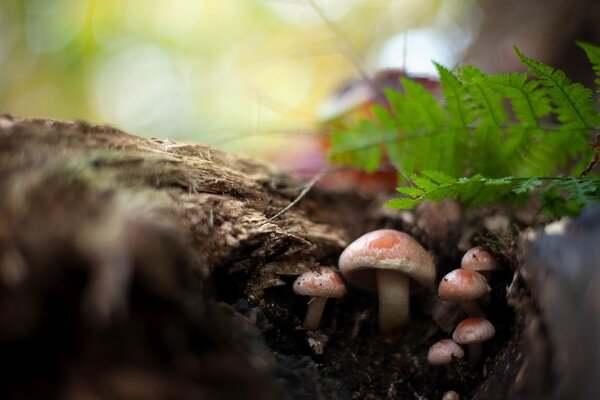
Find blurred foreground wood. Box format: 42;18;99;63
0;113;366;399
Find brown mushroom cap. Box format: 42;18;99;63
461;247;501;272
438;269;491;301
338;229;435;291
452;317;495;344
427;339;465;366
293;267;346;298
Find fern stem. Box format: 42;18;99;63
580;134;600;177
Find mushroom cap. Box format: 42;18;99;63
452;317;495;344
442;391;460;400
427;339;465;366
293;267;346;298
338;229;435;291
438;269;491;301
461;247;501;272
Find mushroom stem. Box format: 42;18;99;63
458;300;484;317
304;296;328;331
376;269;409;336
467;342;482;364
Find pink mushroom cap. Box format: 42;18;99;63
461;247;501;272
427;339;465;366
438;269;491;302
338;229;435;291
452;317;495;345
293;267;346;298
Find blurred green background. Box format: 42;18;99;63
0;0;479;160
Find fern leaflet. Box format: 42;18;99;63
515;46;599;131
577;41;600;96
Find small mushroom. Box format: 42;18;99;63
438;269;490;317
339;229;435;336
452;316;495;363
461;246;502;278
442;390;460;400
427;339;465;367
293;267;346;331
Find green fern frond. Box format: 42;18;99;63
486;72;550;127
576;41;600;96
387;173;600;218
434;63;472;176
326;45;600;217
434;63;475;129
400;78;448;171
515;46;600;131
328;48;598;179
328;119;388;173
459;66;509;176
484;72;559;174
459;66;509;129
381;87;421;178
382;78;453;176
387;172;525;209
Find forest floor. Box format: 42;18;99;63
0;113;585;400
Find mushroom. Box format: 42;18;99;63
427;339;465;367
438;269;490;317
338;229;435;336
293;267;346;331
442;390;460;400
452;316;495;363
461;246;502;278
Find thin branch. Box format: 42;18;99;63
580;133;600;177
261;167;330;225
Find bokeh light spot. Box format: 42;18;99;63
125;0;205;39
91;44;189;136
265;0;357;26
377;28;458;75
26;0;89;53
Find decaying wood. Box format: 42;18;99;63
0;113;379;399
0;113;361;290
0;113;589;399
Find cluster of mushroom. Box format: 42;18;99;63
293;229;436;336
291;230;502;399
428;247;501;366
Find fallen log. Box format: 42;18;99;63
0;113;588;399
